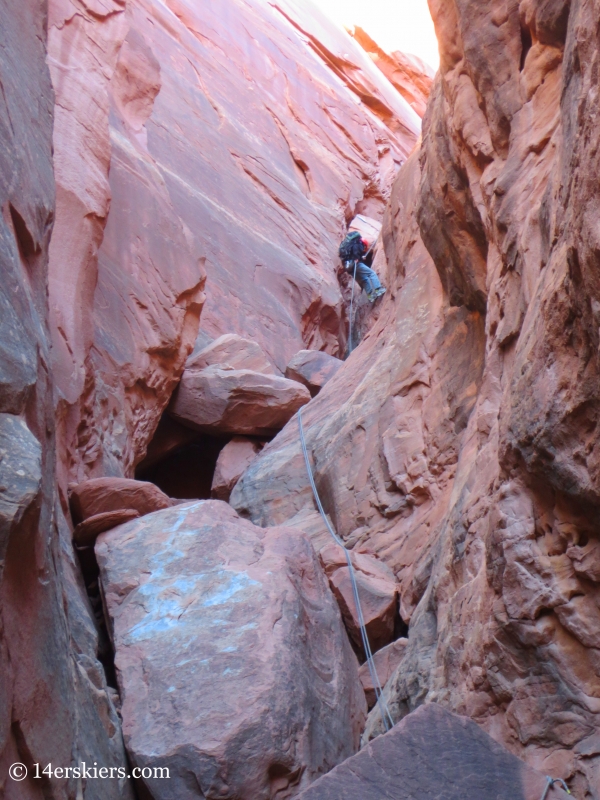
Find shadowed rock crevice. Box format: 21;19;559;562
136;435;229;501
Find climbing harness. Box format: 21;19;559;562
540;777;571;799
297;406;395;732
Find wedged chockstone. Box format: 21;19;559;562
296;704;570;800
96;500;366;800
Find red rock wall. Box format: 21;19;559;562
350;26;435;117
0;1;132;796
232;0;600;795
48;0;421;488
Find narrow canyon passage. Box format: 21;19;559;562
1;0;600;798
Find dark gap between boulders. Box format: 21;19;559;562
136;432;229;500
74;544;118;689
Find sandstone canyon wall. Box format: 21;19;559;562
48;0;420;490
0;1;132;798
5;0;600;797
1;0;424;798
234;0;600;795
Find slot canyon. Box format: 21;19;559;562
0;0;598;798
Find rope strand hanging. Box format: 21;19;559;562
297;406;395;732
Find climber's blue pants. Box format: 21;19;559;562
353;262;382;295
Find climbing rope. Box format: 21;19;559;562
345;240;376;358
297;406;395;732
541;777;571;799
347;260;358;358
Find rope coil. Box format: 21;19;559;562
297;407;394;731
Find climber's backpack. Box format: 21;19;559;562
338;231;365;262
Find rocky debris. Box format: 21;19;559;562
319;544;399;656
350;27;435;117
297;704;570;800
285;351;343;397
187;333;275;375
211;437;264;501
169;366;311;436
96;500;366;799
70;477;172;524
73;510;141;547
359;638;407;709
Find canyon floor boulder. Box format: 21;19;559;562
211;437;263;502
169;366;311;436
95;500;366;800
319;543;399;656
70;477;172;523
285;351;343;397
296;704;570;800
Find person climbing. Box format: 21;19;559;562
338;230;386;303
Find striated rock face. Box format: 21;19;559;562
96;501;366;800
233;0;600;781
0;1;132;796
297;704;570;800
49;0;206;488
47;0;420;490
349;27;435;117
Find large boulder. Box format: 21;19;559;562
285;351;343;397
169;366;311;436
320;543;399;656
70;477;172;523
187;333;275;375
297;704;570;800
95;500;366;800
211;436;263;501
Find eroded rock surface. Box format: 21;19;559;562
0;1;132;796
70;477;172;523
359;639;407;709
211;437;263;502
297;704;569;800
319;544;399;657
96;501;366;800
188;334;275;376
350;27;435;117
285;351;343;397
48;0;420;489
